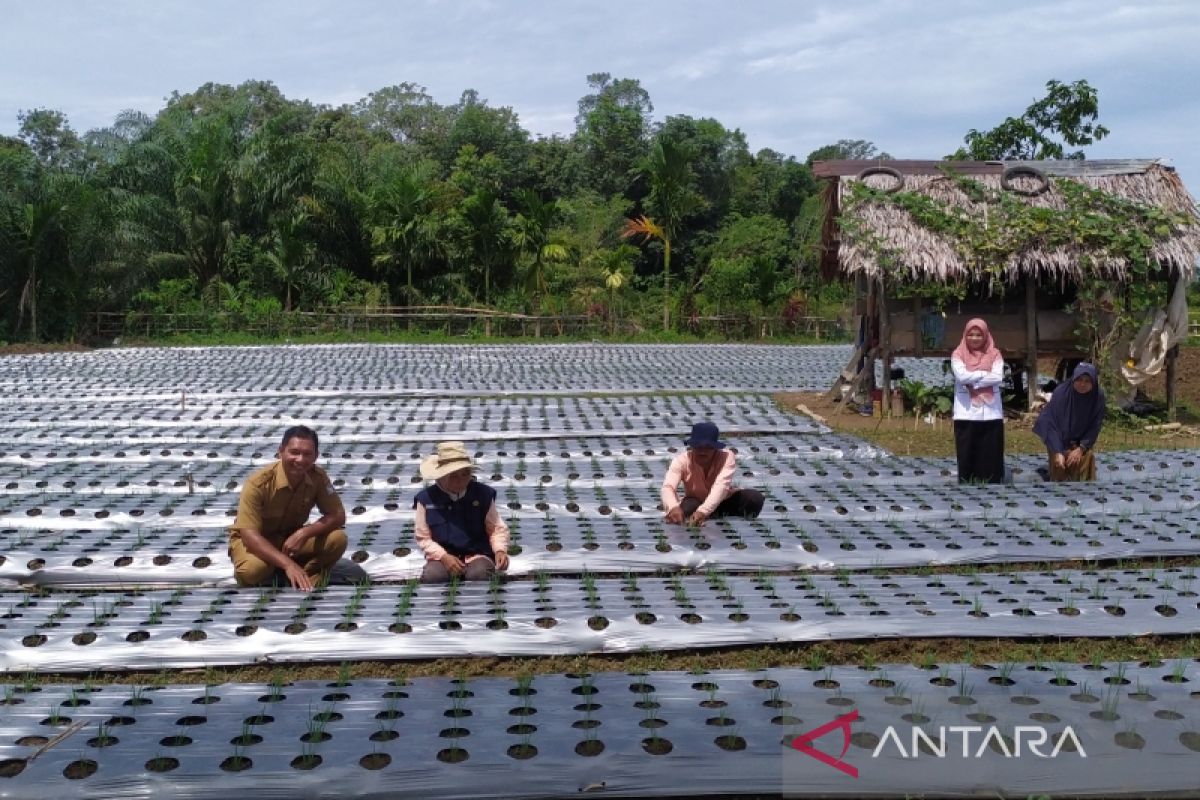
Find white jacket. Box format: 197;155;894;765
951;355;1005;421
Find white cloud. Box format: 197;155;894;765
1;0;1198;188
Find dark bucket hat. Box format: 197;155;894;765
685;421;725;449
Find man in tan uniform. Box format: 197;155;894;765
228;425;347;590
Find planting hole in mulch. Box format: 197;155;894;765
160;735;192;747
21;635;47;648
192;556;212;568
642;737;673;755
63;759;98;779
0;760;26;779
181;629;207;642
507;743;538;759
285;623;307;635
290;754;320;770
87;735;119;748
370;729;399;742
360;753;391;769
145;756;179;773
574;740;604;757
230;734;263;747
436;747;469;763
587;616;609;630
534;617;557;628
851;731;881;749
714;735;746;752
72;632;96;646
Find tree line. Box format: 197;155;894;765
0;75;1105;341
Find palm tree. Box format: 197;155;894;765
623;136;700;330
513;190;569;335
2;166;90;341
370;166;439;307
593;245;633;337
459;190;512;308
265;210;316;311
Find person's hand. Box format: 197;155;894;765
282;528;308;559
664;506;684;524
1053;453;1067;469
687;510;709;527
1065;447;1083;467
440;553;465;576
493;551;509;571
284;562;313;591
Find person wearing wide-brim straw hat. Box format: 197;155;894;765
661;421;765;526
414;441;510;583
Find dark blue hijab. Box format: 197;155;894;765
1033;363;1106;453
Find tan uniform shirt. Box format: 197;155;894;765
229;461;344;544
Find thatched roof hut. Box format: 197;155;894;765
811;159;1200;412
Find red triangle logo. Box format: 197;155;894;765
788;709;859;778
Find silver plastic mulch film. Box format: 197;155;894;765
3;566;1197;671
0;343;953;397
0;663;1196;798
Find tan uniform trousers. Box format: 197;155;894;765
229;529;348;586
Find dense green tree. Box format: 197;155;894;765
441;90;532;192
512;189;569;322
654;116;750;229
805;138;891;165
950;79;1110;160
370;160;441;304
17;108;85;168
729;148;815;221
352;82;447;150
575;73;653;198
454;190;513;306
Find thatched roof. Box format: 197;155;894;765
813;159;1200;284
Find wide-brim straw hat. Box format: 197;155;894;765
420;441;476;480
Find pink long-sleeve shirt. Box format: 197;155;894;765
660;449;736;516
414;496;509;563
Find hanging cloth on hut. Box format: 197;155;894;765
1119;275;1189;387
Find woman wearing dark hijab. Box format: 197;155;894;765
1033;362;1106;481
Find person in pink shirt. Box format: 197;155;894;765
661;422;765;526
414;441;510;583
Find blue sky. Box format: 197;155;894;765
3;0;1199;189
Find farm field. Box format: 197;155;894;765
1;343;1198;798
